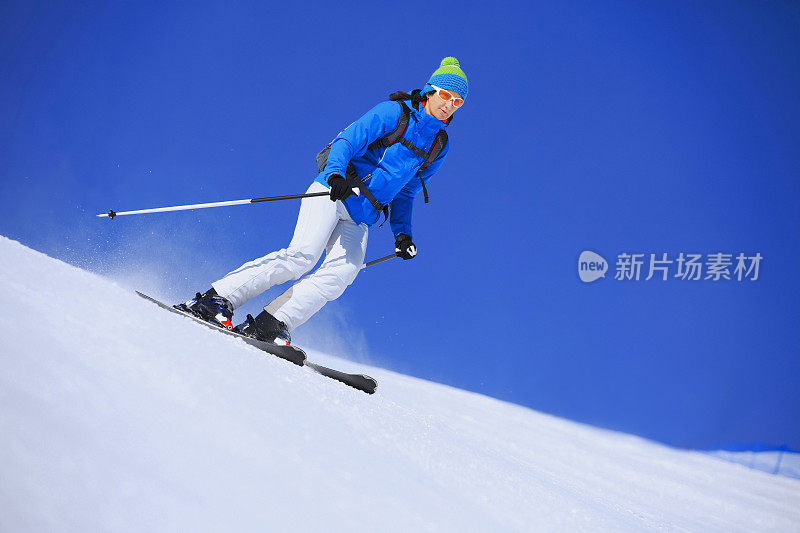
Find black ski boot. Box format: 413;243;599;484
234;310;292;345
175;288;235;330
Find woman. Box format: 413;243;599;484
178;57;468;345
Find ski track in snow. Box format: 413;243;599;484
1;235;798;532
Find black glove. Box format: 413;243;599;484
395;234;417;260
327;173;353;202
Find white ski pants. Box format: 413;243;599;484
211;181;368;331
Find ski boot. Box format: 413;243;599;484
175;288;235;331
234;310;292;345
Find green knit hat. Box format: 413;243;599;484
424;57;468;100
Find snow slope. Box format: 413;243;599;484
1;235;798;532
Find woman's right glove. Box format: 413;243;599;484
327;173;354;202
395;234;417;260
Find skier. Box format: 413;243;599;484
177;57;468;345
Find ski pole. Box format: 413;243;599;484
362;253;399;269
96;189;359;219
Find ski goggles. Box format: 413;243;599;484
430;85;464;108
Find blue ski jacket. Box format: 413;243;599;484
315;99;449;238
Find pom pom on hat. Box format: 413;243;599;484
424;57;468;100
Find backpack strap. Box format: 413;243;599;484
414;128;447;204
343;171;390;225
420;178;429;204
367;101;410;151
418;129;448;172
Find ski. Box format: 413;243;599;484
136;292;377;394
304;362;378;394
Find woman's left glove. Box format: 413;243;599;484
395;234;417;260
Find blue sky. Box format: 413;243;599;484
1;0;798;449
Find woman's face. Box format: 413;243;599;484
425;89;462;122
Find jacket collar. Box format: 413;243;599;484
405;99;448;129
